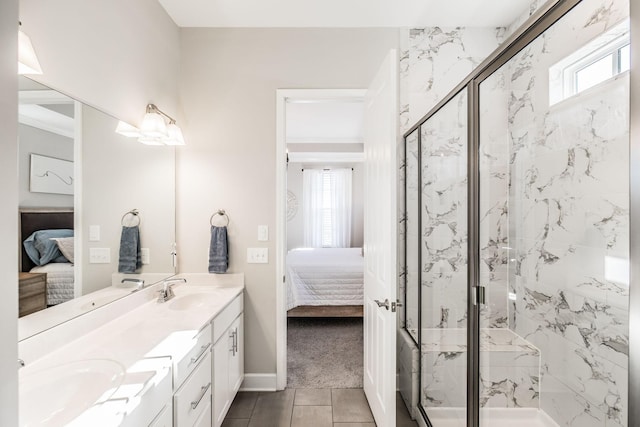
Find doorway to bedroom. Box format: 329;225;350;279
277;89;367;389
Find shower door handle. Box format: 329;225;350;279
374;299;390;310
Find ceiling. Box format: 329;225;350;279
286;100;364;144
158;0;532;28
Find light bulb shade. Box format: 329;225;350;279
164;123;186;146
18;30;43;75
140;111;168;138
137;136;164;146
115;121;142;138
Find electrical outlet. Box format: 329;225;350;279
247;247;268;264
141;248;150;265
89;247;110;264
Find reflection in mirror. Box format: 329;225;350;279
18;77;176;340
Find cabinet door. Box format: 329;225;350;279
213;330;233;427
228;315;244;394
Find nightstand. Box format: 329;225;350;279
19;272;47;317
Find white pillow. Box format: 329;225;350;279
51;237;74;264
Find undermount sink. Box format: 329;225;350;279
20;359;125;427
168;292;217;311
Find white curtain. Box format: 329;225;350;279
303;168;352;248
303;169;324;247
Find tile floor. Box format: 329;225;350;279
221;388;418;427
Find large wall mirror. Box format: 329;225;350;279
18;76;176;340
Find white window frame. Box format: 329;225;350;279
562;35;630;98
549;19;630;106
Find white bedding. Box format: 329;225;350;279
286;248;364;311
30;263;75;305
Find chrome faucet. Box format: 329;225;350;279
121;278;145;291
157;277;186;303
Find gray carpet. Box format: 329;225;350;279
287;317;363;389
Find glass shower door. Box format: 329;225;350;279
420;89;468;426
478;0;630;425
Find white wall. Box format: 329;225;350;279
178;28;399;374
0;0;19;424
19;0;180;125
286;162;364;250
18;124;74;208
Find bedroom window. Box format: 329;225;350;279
303;168;352;248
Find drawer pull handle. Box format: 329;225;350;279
190;343;211;364
229;329;238;355
234;327;238;353
190;382;211;410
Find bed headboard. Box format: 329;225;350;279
20;209;74;272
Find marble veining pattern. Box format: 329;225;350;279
400;27;504;133
402;0;629;424
478;0;630;425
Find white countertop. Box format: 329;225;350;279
19;273;244;426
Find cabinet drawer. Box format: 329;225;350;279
213;294;243;343
175;323;212;387
193;399;212;427
174;351;212;426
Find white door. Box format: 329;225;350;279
363;49;398;427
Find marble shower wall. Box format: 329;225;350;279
399;27;505;134
420;89;468;331
479;0;630;425
398;16;527;342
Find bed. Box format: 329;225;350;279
286;247;364;316
20;209;75;306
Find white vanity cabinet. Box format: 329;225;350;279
174;351;212;426
212;294;244;427
149;403;173;427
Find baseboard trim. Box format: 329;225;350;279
240;373;277;391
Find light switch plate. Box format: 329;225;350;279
89;225;101;242
89;248;110;264
258;225;269;241
247;247;268;264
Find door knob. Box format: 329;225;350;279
374;299;390;310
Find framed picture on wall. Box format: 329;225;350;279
29;153;74;195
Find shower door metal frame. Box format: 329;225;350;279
403;128;421;349
401;0;637;426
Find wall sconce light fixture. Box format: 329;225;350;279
18;22;42;75
115;104;185;146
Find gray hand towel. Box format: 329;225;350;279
209;225;228;273
118;225;142;273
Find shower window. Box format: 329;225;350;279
549;19;630;105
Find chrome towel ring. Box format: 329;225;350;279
210;209;229;227
121;209;141;226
